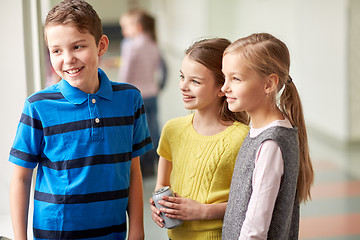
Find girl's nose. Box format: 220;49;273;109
179;79;189;91
221;79;230;93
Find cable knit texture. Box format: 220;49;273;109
157;113;249;240
222;126;300;240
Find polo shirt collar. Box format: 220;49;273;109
96;68;113;101
58;68;113;105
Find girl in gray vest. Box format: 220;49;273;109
221;33;314;240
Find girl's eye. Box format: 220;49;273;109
52;49;60;54
192;80;200;85
179;74;184;79
233;77;241;81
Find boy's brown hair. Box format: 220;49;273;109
45;0;103;44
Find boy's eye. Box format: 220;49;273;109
179;74;184;79
233;77;241;81
74;45;82;50
52;49;60;54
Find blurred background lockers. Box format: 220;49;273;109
1;0;360;239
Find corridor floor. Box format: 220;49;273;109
298;131;360;240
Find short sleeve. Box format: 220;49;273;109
157;121;173;161
131;91;153;158
9;99;43;169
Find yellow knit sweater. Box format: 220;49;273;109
157;114;249;240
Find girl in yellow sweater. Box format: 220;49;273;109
149;38;249;240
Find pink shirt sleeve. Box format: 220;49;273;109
239;140;284;240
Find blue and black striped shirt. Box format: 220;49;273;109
9;68;152;239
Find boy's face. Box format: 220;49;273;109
46;23;108;94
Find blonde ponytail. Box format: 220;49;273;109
280;80;314;203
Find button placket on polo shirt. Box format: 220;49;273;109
88;95;104;141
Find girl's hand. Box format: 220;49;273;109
158;193;205;221
149;197;164;228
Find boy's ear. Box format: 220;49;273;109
264;73;279;94
98;35;109;57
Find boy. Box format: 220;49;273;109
9;0;150;239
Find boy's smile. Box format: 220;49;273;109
45;23;108;94
64;66;84;75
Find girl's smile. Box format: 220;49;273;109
179;55;223;111
225;95;237;104
182;93;195;102
222;53;267;114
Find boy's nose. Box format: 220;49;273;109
64;52;76;64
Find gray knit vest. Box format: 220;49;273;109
222;126;300;240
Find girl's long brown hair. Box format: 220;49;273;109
186;38;249;125
225;33;313;203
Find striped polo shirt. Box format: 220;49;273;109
9;68;152;239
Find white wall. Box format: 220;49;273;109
0;0;29;237
349;0;360;142
152;0;352;142
0;0;28;214
213;0;349;142
293;0;349;142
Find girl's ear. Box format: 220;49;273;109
264;73;279;94
218;89;225;97
98;35;109;57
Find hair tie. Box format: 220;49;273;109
287;75;293;84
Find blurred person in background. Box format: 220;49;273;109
119;8;167;178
